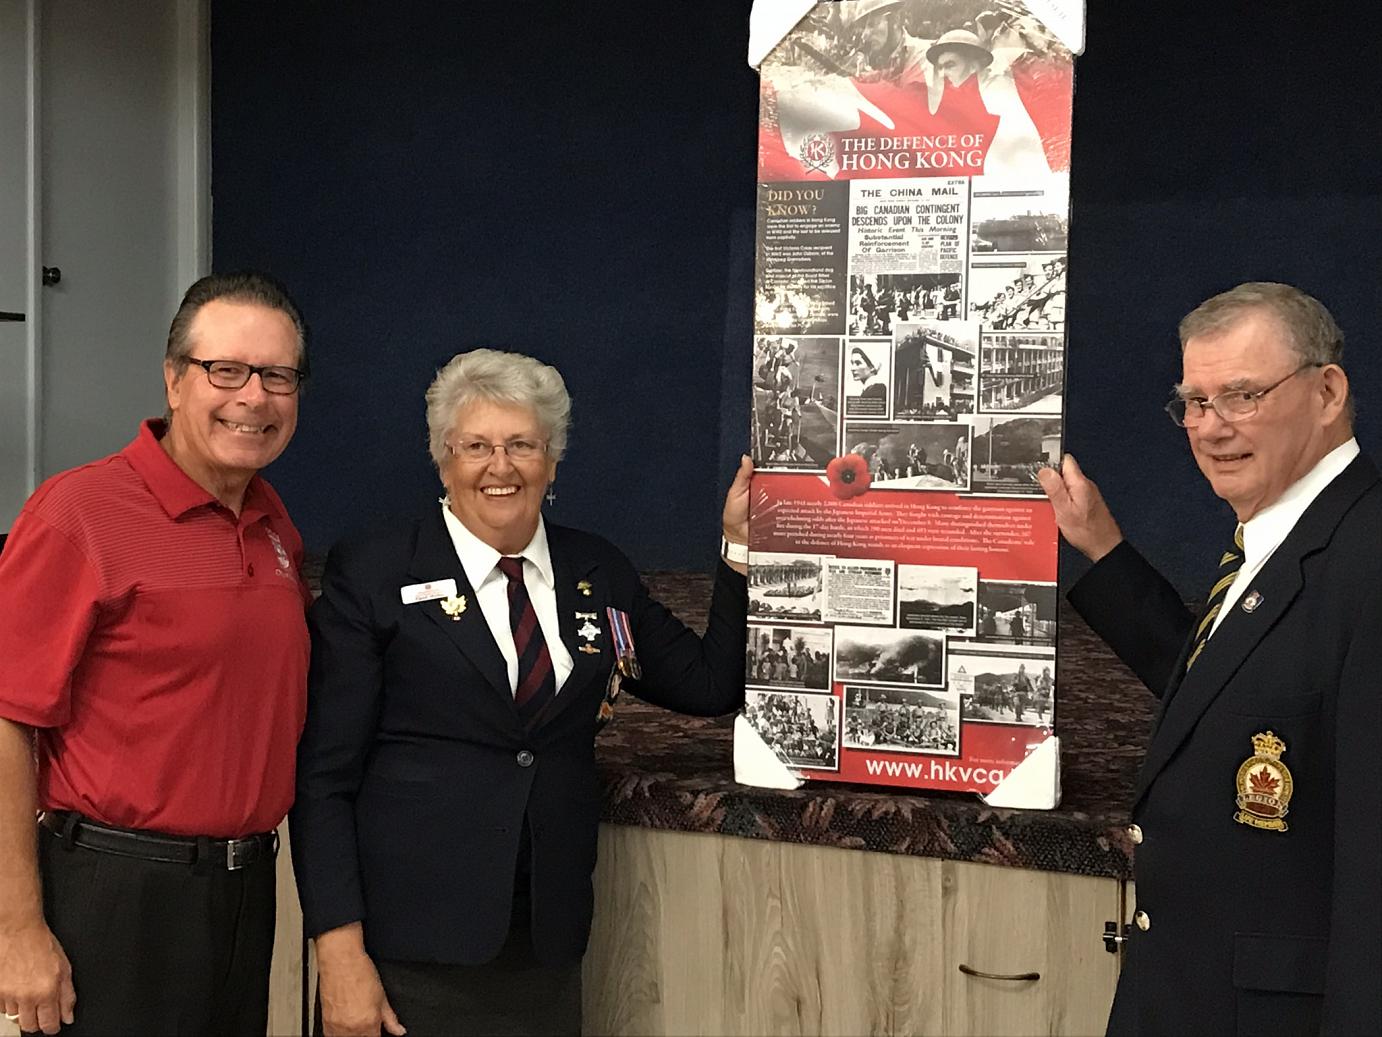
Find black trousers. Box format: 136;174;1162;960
27;823;277;1037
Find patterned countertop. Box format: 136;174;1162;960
597;572;1158;881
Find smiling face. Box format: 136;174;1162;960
1180;312;1337;521
162;299;301;505
442;399;556;554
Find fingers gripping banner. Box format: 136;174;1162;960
739;0;1080;806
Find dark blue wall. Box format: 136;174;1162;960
212;1;1380;589
212;1;760;567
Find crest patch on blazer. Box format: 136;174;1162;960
1233;730;1293;832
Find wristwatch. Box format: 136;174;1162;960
721;536;749;565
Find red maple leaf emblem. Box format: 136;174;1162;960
1250;767;1280;794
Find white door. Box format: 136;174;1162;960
0;0;34;529
0;0;207;530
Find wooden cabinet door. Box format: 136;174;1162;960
941;860;1120;1036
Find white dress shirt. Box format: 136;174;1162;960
1211;438;1361;636
440;503;574;695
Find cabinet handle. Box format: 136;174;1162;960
958;963;1041;982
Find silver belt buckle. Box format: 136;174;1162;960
225;837;250;870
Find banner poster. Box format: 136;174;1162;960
741;0;1075;805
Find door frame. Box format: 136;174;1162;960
12;0;208;507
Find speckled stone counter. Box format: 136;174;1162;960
597;572;1158;881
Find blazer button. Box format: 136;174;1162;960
516;750;535;768
1127;824;1144;845
1134;910;1150;931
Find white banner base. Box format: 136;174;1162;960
981;734;1062;809
733;714;806;789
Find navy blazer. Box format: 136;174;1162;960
290;508;747;966
1070;454;1381;1036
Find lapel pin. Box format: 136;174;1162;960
577;579;593;597
1233;731;1292;832
440;594;467;621
579;644;601;654
1241;590;1263;613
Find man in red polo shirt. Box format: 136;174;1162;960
0;272;311;1036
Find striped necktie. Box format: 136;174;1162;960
496;556;556;720
1185;524;1244;671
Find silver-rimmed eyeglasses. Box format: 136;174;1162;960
447;438;549;462
187;358;306;395
1164;362;1321;428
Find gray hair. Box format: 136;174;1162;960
1179;281;1351;422
425;348;571;467
1178;282;1343;367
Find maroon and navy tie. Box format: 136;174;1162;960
497;556;555;722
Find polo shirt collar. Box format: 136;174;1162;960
440;501;555;591
123;418;273;522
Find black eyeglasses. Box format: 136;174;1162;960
1164;363;1321;428
186;358;306;395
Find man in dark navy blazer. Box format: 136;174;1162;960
291;349;752;1036
1039;283;1380;1036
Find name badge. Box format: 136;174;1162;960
400;579;459;605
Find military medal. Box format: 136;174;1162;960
1233;730;1293;832
577;579;593;597
440;594;467;621
1240;590;1263;613
606;606;641;679
578;644;601;654
575;611;601;643
597;669;622;726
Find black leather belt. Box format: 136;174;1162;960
39;811;278;871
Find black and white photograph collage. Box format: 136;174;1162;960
753;173;1068;503
745;559;1057;766
837;561;960;756
745;551;839;770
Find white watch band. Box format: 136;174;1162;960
721;537;749;564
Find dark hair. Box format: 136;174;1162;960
850;347;878;378
165;271;308;374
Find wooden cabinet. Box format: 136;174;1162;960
0;824;1122;1037
583;825;1122;1036
940;855;1121;1036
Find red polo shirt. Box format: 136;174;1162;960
0;421;310;837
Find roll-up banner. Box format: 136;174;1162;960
737;0;1081;807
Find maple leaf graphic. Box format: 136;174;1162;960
1250;767;1280;794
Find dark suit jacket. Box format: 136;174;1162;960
1069;454;1381;1036
289;509;747;967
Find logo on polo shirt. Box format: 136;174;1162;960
266;528;293;578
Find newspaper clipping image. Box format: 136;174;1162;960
744;0;1074;799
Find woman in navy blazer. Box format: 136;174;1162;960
291;349;751;1036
